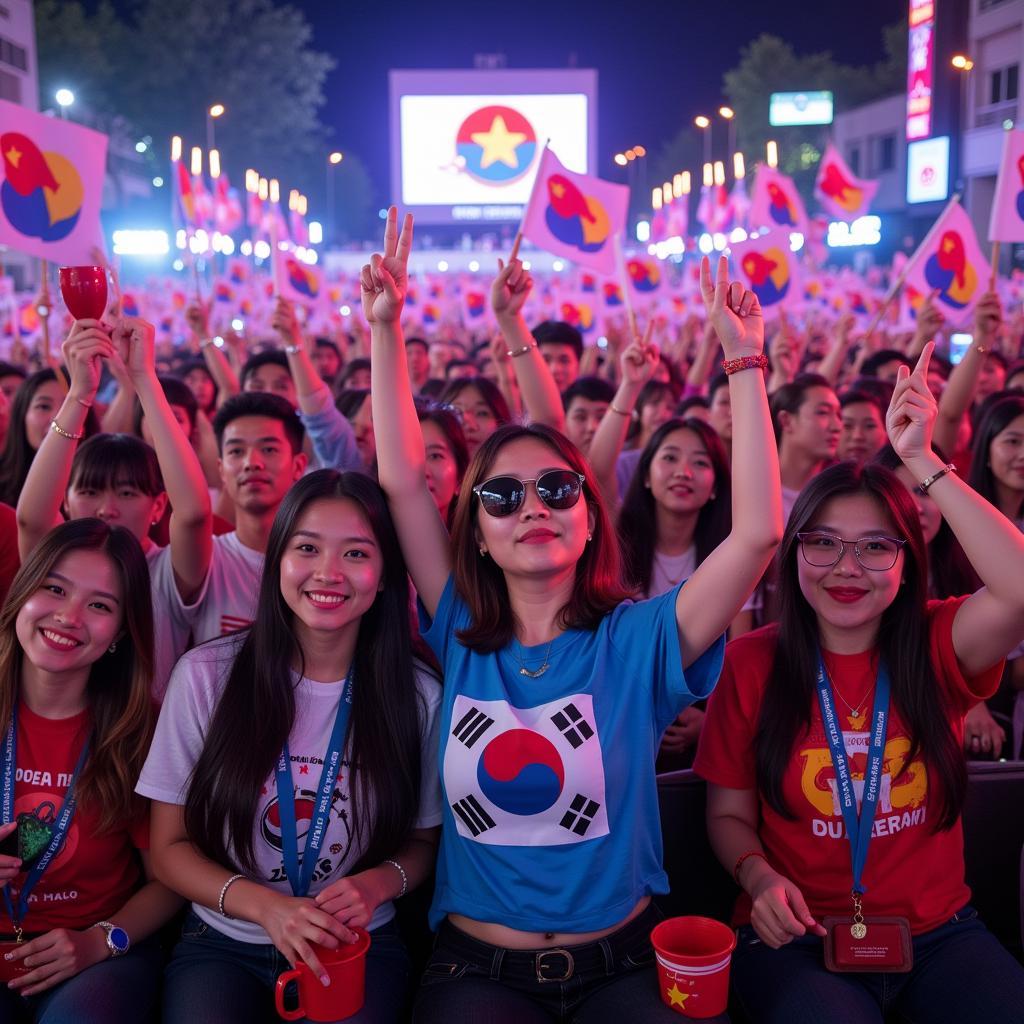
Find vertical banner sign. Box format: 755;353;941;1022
907;0;936;142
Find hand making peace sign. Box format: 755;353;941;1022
360;206;413;325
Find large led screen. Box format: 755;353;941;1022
389;69;597;225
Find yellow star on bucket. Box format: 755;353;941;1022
666;983;689;1008
471;115;526;170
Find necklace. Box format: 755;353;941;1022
823;664;872;721
515;639;554;678
652;549;691;587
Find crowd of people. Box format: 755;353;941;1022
0;207;1022;1023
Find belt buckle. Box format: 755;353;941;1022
535;948;574;982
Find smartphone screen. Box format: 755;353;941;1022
949;333;973;366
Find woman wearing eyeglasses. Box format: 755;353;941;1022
365;208;782;1023
694;344;1024;1023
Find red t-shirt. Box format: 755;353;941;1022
0;503;20;607
693;597;1003;935
4;702;147;935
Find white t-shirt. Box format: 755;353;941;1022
781;484;801;525
145;544;200;702
178;532;264;644
646;546;759;613
136;634;443;943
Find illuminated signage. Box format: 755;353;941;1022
769;91;834;126
907;136;949;203
827;216;882;247
907;0;935;141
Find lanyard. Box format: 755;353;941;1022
275;672;353;898
1;706;90;936
815;655;891;898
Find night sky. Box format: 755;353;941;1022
296;0;900;185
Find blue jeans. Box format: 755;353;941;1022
0;936;163;1024
730;905;1024;1023
162;910;410;1024
413;903;730;1023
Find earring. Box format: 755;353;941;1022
108;641;117;654
479;546;487;557
586;531;593;542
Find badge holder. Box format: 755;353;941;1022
823;891;913;973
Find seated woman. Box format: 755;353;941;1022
366;207;781;1023
695;344;1024;1023
0;518;181;1023
140;469;443;1024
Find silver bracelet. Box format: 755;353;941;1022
506;342;537;358
284;343;302;355
382;858;408;898
218;873;245;918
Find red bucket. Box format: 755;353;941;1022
650;916;736;1018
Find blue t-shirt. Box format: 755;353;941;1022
420;574;725;933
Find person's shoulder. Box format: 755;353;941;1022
172;632;247;688
413;657;444;709
724;622;779;671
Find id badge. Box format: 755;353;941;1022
823;916;913;973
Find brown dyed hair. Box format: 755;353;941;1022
0;519;155;834
450;423;629;651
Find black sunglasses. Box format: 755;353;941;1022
473;470;586;518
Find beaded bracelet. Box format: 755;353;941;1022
218;873;245;918
722;354;768;376
733;850;768;886
50;419;83;441
383;858;408;898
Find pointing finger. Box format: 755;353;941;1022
510;231;522;262
383;206;398;259
913;340;934;378
396;212;414;263
699;255;714;304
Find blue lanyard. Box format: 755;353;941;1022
1;706;90;932
275;673;353;898
815;655;891;896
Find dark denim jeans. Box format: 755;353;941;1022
730;905;1024;1023
0;936;163;1024
162;909;410;1024
413;902;730;1023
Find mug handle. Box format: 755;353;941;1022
275;968;304;1021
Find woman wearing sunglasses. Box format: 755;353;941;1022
694;344;1024;1023
365;208;782;1023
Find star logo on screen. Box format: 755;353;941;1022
456;105;537;185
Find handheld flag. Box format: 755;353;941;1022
815;143;879;221
273;249;324;307
988;129;1024;242
521;147;629;276
748;165;809;235
729;227;801;311
0;99;108;263
903;198;988;326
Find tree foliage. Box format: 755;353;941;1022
35;0;338;208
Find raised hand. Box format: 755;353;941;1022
110;317;156;380
491;234;533;319
887;341;937;462
360;206;413;325
973;290;1002;345
61;319;114;404
271;296;302;349
185;302;210;341
700;254;763;359
619;321;659;387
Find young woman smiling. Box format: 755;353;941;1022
695;344;1024;1023
367;208;782;1023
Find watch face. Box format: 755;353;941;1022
110;927;129;952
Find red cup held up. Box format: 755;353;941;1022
58;265;108;321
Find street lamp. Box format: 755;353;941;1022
326;151;343;246
951;55;974;194
951;54;974;71
55;88;74;119
206;103;225;152
718;106;736;165
614;153;628;166
694;115;712;166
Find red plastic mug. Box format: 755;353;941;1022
0;940;32;984
274;929;371;1022
58;265;108;321
650;916;737;1018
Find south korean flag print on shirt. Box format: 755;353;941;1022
444;693;608;847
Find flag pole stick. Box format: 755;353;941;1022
613;234;638;340
990;241;1001;291
38;259;67;395
270;220;281;297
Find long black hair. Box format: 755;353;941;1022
967;392;1024;519
617;418;731;596
184;470;428;873
756;462;966;831
0;369;98;506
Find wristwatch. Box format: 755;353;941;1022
93;920;130;957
